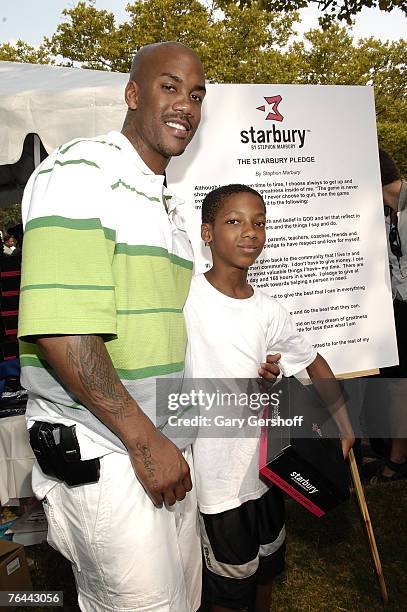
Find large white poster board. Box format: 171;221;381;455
168;84;398;375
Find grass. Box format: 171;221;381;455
18;479;407;612
272;480;407;611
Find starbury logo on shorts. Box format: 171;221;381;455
256;95;284;122
240;94;307;148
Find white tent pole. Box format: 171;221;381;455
33;134;41;168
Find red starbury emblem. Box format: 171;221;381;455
256;95;283;122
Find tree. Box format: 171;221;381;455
42;0;214;72
0;205;22;235
198;3;298;83
44;1;126;71
43;0;298;79
221;0;406;28
0;40;51;64
289;24;407;174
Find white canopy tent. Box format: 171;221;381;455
0;61;128;207
0;62;130;502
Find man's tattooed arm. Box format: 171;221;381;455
65;335;134;420
37;334;142;433
36;334;192;506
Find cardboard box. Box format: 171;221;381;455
0;540;32;609
259;377;349;517
7;508;48;546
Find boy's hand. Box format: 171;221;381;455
341;435;355;459
306;353;355;461
258;353;281;386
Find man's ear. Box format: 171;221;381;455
124;80;139;110
201;223;212;245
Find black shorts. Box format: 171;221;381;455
199;486;285;609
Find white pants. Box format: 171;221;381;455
39;449;201;612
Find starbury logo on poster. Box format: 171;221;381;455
256;95;284;121
240;95;308;149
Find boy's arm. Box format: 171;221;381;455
306;352;355;458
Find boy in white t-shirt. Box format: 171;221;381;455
184;184;354;612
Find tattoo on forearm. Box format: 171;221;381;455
66;336;134;420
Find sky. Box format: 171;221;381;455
0;0;406;46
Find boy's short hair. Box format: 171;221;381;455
379;149;400;186
202;184;265;223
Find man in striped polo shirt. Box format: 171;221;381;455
18;42;206;612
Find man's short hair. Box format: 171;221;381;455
379;149;400;186
201;184;265;224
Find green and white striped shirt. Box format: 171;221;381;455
19;131;193;456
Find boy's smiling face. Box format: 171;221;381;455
202;192;266;271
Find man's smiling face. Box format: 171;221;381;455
125;44;206;174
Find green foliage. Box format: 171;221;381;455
0;205;22;235
44;1;126;71
289;25;407;175
222;0;406;28
360;36;407;175
197;4;298;83
122;0;211;56
0;40;51;64
41;0;299;79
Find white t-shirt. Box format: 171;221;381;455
184;273;317;514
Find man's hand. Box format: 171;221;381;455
36;335;192;507
128;413;192;508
